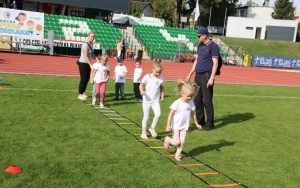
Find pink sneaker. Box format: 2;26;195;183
163;137;169;150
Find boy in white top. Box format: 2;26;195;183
113;59;127;100
164;81;202;161
133;60;143;101
90;54;110;108
139;60;165;139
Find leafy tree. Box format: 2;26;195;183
130;2;143;17
153;0;176;26
197;0;238;27
272;0;296;19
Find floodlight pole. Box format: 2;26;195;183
208;2;213;27
223;7;227;36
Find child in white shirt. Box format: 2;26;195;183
139;60;164;139
113;59;127;100
90;54;110;108
133;60;143;101
164;81;202;161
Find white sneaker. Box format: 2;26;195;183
78;94;87;100
82;93;88;99
92;97;96;105
140;133;148;139
149;128;157;138
99;102;104;108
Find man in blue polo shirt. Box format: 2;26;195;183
186;26;220;131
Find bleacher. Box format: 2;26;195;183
44;14;122;49
133;24;229;61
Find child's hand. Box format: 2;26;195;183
195;124;202;130
160;96;164;102
140;91;145;96
166;125;171;132
90;80;93;84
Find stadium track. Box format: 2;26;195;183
0;52;299;87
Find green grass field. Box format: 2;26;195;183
216;36;300;58
0;74;299;188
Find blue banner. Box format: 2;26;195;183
253;56;300;69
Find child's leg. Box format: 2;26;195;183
175;130;187;161
142;102;152;134
92;81;96;98
133;83;139;98
120;83;125;99
167;130;181;146
115;83;119;99
99;82;107;103
150;101;161;129
137;83;142;99
94;83;100;98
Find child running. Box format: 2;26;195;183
133;59;143;102
163;81;202;161
139;59;164;139
113;58;127;100
90;54;110;108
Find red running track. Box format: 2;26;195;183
0;52;299;87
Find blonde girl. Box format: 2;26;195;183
164;81;202;161
139;60;165;139
90;54;110;108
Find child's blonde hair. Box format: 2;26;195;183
100;54;108;62
176;81;199;96
153;59;163;70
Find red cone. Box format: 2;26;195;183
4;165;22;174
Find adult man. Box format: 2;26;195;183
10;1;17;9
186;26;220;131
121;38;126;60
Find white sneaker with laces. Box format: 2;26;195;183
149;128;157;138
78;94;87;100
92;97;96;105
140;133;148;139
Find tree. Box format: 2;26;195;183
272;0;296;19
130;2;143;17
153;0;176;26
197;0;238;27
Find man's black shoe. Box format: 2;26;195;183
200;127;214;131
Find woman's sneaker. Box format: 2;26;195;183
82;93;88;99
78;94;87;100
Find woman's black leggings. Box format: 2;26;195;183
78;62;91;94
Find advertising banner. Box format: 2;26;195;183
12;37;100;49
253;56;300;69
0;7;44;39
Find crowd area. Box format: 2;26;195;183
76;26;220;161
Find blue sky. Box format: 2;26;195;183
239;0;300;13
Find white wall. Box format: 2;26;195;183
226;17;265;39
226;16;298;41
246;7;273;19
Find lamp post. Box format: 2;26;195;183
208;2;213;27
222;7;227;36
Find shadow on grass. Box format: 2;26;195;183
189;112;255;131
215;112;255;130
188;139;235;156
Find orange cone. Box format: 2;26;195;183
4;165;22;174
